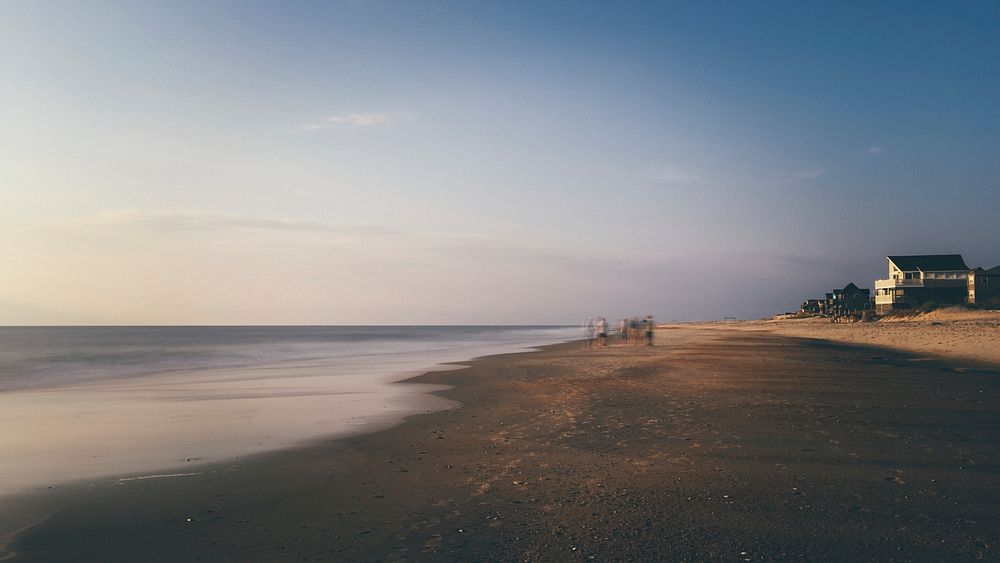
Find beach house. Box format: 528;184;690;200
799;283;871;318
799;299;823;314
832;282;872;316
968;266;1000;308
874;254;970;314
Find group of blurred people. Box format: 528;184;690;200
584;315;655;348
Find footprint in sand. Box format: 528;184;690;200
885;470;905;485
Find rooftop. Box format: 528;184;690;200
888;254;969;272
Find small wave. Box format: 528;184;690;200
116;472;202;482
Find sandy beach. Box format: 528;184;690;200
6;2;998;561
745;308;1000;367
6;323;1000;561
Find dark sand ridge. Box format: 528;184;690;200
6;326;1000;561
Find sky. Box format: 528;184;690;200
1;1;999;325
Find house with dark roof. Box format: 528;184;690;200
968;266;1000;307
800;283;871;318
800;299;823;314
874;254;970;314
833;282;872;316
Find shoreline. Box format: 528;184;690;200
0;327;577;505
8;326;1000;560
0;340;577;560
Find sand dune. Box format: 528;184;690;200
720;308;1000;366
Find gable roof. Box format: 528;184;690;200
888;254;968;272
986;266;1000;275
842;283;870;295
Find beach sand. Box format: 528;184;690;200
749;308;1000;366
6;325;1000;561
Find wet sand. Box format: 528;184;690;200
0;361;456;502
7;326;1000;561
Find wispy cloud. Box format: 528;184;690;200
79;210;618;270
297;112;411;132
865;145;886;155
83;209;402;237
646;164;711;185
648;164;823;190
767;168;825;187
77;209;502;248
327;112;394;127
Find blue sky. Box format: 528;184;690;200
1;1;998;324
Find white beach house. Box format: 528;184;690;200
874;254;970;314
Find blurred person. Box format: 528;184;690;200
584;317;596;349
596;317;608;347
643;315;655;347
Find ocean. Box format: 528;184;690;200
0;325;577;498
0;325;577;391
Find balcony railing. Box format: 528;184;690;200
875;278;924;288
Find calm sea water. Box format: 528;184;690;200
0;325;578;514
0;325;578;392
